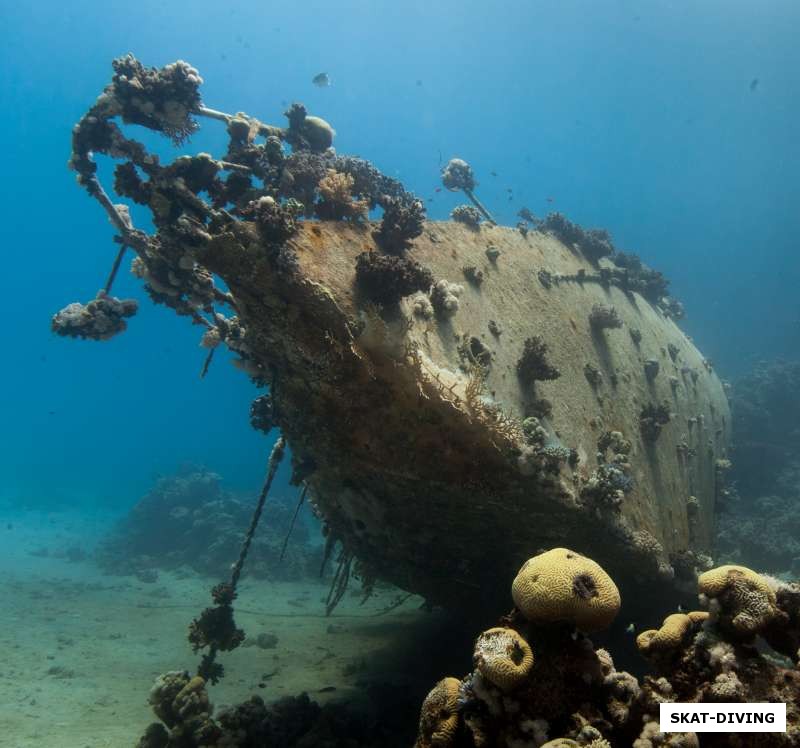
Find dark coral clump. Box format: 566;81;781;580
241;196;300;245
249;394;274;434
188;603;244;654
355;251;434;306
52;295;138;341
331;155;415;209
279;150;329;213
282;102;334;152
611;251;670;304
640;402;671;442
589;303;623;331
111;54;203;144
516;336;561;385
372;196;425;254
451;204;481;229
536;212;615;263
441;158;475;192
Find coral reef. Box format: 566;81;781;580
731;359;800;496
96;468;319;582
716;360;800;575
140;676;413;747
414;552;800;748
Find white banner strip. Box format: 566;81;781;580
660;703;786;733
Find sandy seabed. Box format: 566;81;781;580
0;510;430;747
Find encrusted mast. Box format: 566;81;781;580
59;56;731;624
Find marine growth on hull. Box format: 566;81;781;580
54;56;799;746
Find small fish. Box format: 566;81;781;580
749;78;759;92
506;187;513;192
677;603;684;612
435;187;442;193
318;686;337;693
626;623;635;634
416;79;423;87
312;72;331;88
546;196;554;203
490;171;498;177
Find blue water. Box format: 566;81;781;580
1;0;799;510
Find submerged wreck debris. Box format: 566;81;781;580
441;157;497;225
413;551;800;748
188;437;286;684
517;336;561;385
62;56;730;638
589;304;623;332
451;204;482;229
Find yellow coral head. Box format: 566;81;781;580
473;627;534;692
698;564;781;636
414;677;461;748
511;548;621;632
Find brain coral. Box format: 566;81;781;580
698;564;783;637
511;548;621;632
414;677;461;748
473;627;534;692
636;611;708;655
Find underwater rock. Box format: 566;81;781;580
63;56;731;621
